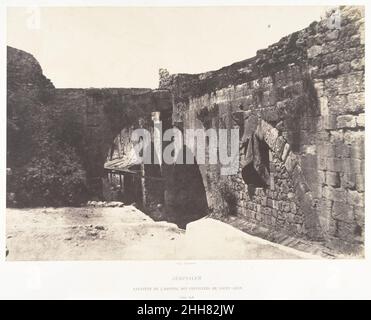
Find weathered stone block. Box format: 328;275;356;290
326;29;339;41
336;115;357;128
262;107;279;122
281;180;292;196
318;170;326;184
324;78;338;96
326;171;340;187
266;208;275;219
290;202;297;214
322;40;338;55
264;127;279;150
351;58;365;71
314;80;324;97
284;151;299;174
307;33;324;47
326;157;344;172
234;83;250;97
354;205;364;226
350;140;364;159
343;6;364;20
318;198;333;233
295;181;310;202
255;212;263;222
336;220;357;241
328;95;347;115
322;64;339;77
266;198;273;208
330;130;344;144
287;192;295;200
342;47;363;62
332;201;354;223
323;186;346;203
302;145;316;155
339;62;351;74
337;72;364;94
282;201;291;213
355;174;364;192
348;34;361;47
261;196;268;206
318;157;326;170
343;158;364;174
256;204;262;213
335;143;351;159
272;200;279;210
341;173;356;190
319;96;329;115
347;189;364;207
281;143;290;162
318;143;336;157
271;208;278;218
247;209;256;219
308;45;323;58
293;163;307;184
344;130;364;145
274;135;286;158
327;217;337;237
345;92;365;114
322;115;337;129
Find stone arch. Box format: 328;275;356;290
82;89;173;198
240;113;323;239
102;117;166;210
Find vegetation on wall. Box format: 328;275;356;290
7;46;87;207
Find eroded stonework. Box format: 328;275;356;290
159;6;365;252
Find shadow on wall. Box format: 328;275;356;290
164;145;209;229
102;138;209;229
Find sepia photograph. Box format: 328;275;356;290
5;4;365;263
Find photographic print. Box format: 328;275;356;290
6;5;365;261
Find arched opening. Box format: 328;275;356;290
103;128;164;214
102;118;209;228
241;133;270;189
103;127;142;204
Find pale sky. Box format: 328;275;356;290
7;6;330;88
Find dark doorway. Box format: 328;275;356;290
241;137;270;188
163;145;209;228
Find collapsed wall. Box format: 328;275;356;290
159;6;365;252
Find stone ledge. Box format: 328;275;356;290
212;215;344;258
184;217;324;259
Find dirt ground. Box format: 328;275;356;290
6;206;319;260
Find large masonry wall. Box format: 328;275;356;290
160;6;365;251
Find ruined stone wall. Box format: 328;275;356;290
7;46;55;167
160;6;365;251
7;47;89;206
7;44;176;210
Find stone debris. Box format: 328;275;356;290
87;200;125;208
